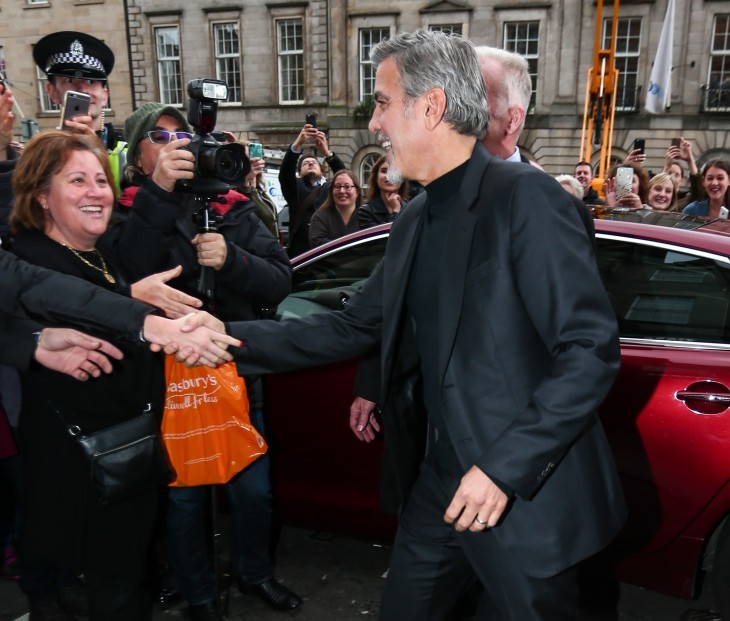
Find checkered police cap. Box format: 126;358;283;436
33;31;114;81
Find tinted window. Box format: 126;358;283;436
597;238;730;343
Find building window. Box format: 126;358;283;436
360;28;390;101
706;14;730;111
428;24;463;36
603;17;641;112
276;18;304;104
154;25;183;106
503;21;539;112
213;22;241;104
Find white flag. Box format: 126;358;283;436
645;0;675;114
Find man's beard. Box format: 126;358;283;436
385;150;404;185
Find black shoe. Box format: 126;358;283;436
238;577;302;611
29;599;77;621
157;587;185;610
188;601;224;621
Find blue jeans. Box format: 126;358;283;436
165;407;273;606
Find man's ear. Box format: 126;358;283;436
507;106;526;136
45;81;62;106
102;87;109;109
424;88;447;130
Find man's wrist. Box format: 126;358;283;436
33;330;43;350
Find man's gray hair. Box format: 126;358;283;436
371;30;489;140
475;46;532;126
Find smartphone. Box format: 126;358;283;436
57;90;91;129
305;113;317;128
615;167;633;199
248;142;264;159
633;138;645;155
720;206;729;219
670;137;682;148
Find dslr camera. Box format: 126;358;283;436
177;78;250;196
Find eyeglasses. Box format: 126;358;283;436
146;130;193;144
333;184;355;191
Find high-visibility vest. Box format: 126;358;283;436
109;140;128;195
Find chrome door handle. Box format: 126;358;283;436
676;391;730;404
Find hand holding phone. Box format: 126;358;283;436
633;138;645;155
57;91;91;130
615;167;633;199
248;142;264;159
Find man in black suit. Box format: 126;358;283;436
198;30;625;620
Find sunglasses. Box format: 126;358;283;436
146;130;193;144
333;184;355;191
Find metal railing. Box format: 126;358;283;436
701;84;730;112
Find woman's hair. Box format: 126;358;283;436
554;174;583;200
700;158;730;207
319;169;361;211
370;29;489;140
607;161;650;203
11;131;113;233
647;172;678;211
365;155;409;203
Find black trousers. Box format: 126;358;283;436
380;456;578;621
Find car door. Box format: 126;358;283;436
596;233;730;557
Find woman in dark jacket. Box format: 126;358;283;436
358;154;409;229
10;131;166;621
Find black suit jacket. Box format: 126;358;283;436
229;143;626;578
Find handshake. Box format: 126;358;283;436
35;311;240;382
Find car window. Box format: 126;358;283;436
597;237;730;343
278;236;388;319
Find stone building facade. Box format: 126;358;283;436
3;0;730;184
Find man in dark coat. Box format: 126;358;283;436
188;30;626;621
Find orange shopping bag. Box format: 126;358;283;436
161;357;267;487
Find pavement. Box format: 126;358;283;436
0;525;722;620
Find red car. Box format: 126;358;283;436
264;212;730;617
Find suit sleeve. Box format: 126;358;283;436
0;250;154;340
227;259;385;375
0;315;39;370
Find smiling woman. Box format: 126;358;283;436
308;169;362;247
6;131;189;619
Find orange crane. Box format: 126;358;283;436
580;0;621;191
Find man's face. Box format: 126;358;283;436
575;165;593;193
299;157;322;180
368;57;422;184
47;76;108;121
479;57;510;158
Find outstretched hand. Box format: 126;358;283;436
33;328;124;381
131;265;203;318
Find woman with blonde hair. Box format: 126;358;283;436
646;173;678;212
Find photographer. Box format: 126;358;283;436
279;121;345;257
107;101;296;621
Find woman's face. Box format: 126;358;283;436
632;174;640;195
647;179;674;210
703;166;730;203
377;163;400;193
136;114;187;175
40;149;113;250
332;173;357;209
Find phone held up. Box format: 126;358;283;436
671;137;682;148
305;113;317;128
57;90;91;130
632;138;645;155
615;166;633;200
248;142;264;159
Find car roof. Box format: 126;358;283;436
292;213;730;266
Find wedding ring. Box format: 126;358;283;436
474;517;489;526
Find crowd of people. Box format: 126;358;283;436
0;24;728;621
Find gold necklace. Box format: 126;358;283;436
56;240;116;284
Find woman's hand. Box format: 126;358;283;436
130;265;202;319
604;177;617;207
623;148;646;166
150;138;195;192
618;191;643;211
384;191;402;214
192;233;228;270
